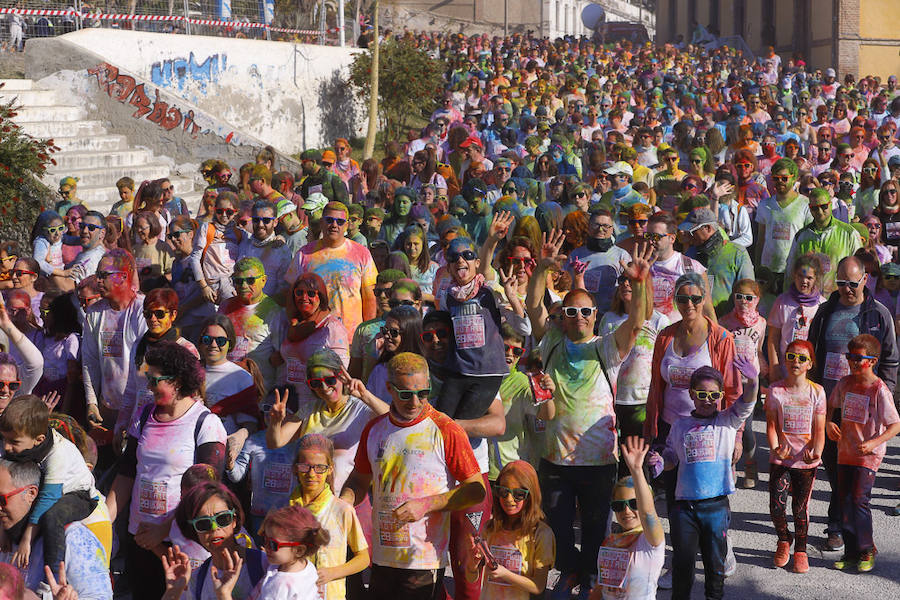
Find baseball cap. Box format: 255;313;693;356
301;192;328;213
459;136;484;149
300;149;322;162
275;198;297;219
678;207;718;232
825;68;836;78
604;161;634;178
322;150;337;163
888;155;900;168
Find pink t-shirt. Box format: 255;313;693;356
660;340;712;425
765;381;826;468
280;313;350;406
767;293;825;359
718;313;767;372
830;377;900;471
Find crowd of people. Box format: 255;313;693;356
1;29;900;600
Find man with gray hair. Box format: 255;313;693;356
0;459;111;598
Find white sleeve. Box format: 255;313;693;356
730;205;753;248
81;313;101;406
10;329;43;396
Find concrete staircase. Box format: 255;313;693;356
0;78;202;214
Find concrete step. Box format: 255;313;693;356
71;176;200;214
11;105;86;123
44;162;173;188
54;148;155;170
0;88;59;107
51;134;130;153
16;119;107;139
0;79;34;91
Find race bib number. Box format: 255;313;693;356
489;545;523;586
824;352;850;381
668;365;694;389
734;336;755;361
377;496;411;548
286;357;305;383
139;479;167;516
653;276;674;311
228;336;251;362
772;221;792;241
100;329;123;358
684;428;716;464
842;392;870;424
597;546;632;589
783;403;813;435
263;463;293;494
453;313;486;349
48;245;62;267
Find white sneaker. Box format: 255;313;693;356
657;568;673;589
724;535;737;577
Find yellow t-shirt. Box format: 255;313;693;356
479;521;555;600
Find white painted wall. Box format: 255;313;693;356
60;29;365;155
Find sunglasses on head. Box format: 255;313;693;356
189;509;235;533
201;334;228;347
562;306;596;318
323;216;347;226
389;382;431;401
675;294;703;305
295;462;330;474
307;376;339;389
447;249;477;262
611;498;638;512
493;484;529;501
693;389;724;401
143;309;169;320
232;276;259;286
785;351;810;363
263;536;302;553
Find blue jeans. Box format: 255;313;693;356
538;459;617;584
838;464;877;557
670;495;730;600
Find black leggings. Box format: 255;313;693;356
124;531;166;600
41;491;97;569
769;464;816;552
434;373;503;420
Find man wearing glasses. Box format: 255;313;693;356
756;158;812;288
871;124;900;185
568;209;632;316
237;199;291;299
784;189;862;294
51;211;107;293
806;256;898;552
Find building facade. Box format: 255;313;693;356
655;0;900;81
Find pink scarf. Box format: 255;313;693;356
448;273;485;302
733;298;760;328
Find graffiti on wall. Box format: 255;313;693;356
150;52;228;93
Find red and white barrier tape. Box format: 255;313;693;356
0;7;341;36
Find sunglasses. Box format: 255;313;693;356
96;270;126;281
323;216;347;226
493;484;529;501
836;277;863;289
573;191;587;198
0;486;30;508
294;288;319;300
79;223;103;232
215;208;236;217
644;232;666;242
504;344;525;357
78;294;101;307
447;249;477;262
0;380;21;392
373;287;392;297
610;498;638;512
421;329;450;343
295;463;330;474
389;382;431;401
64;216;81;223
771;175;790;183
506;256;535;266
307;376;339;389
785;352;811;363
12;269;36;278
884;274;900;280
232;276;259;286
693;389;724;401
58;189;72;196
734;293;756;302
809;203;831;211
263;536;302;553
381;326;401;338
629;219;648;226
167;230;191;240
143;309;169;320
189;509;235;533
201;335;228;347
146;374;175;387
735;163;753;169
46;225;65;235
252;216;276;225
846;353;877;362
388;299;415;309
675;294;703;305
562;306;596;318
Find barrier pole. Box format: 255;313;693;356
183;0;192;34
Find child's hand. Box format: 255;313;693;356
826;422;842;442
538;373;555;395
773;444;792;461
13;542;30;569
858;439;878;455
803;447;821;464
316;566;337;586
734;356;759;381
486;563;514;583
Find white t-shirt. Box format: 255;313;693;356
599;311;670;406
205;361;259;435
43;429;98;496
660;340;712;425
251;563;320;600
756;194;812;274
650;252;706;324
128;402;227;534
35;331;79;383
767;292;825;360
598;533;664;600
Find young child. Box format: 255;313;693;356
465;460;555;600
190;191;243;304
827;334;900;572
658;363;757;599
111;177;135;219
288;434;368;600
243;505;331;600
31;211;66;278
765;339;826;573
0;395;100;572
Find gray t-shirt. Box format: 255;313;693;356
823;302;862;396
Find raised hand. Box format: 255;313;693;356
42;390;61;412
46;562;79;600
498;264;518;290
620;242;655;282
569;257;588;275
488;211;515;240
270;387;289;426
620;436;650;476
540;228;566;260
711;180;734;199
211;549;244;600
161;545;192;592
734;356;759;381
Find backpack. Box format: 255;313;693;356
194;548;267;600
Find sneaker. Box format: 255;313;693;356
792;551;809;573
858;551;875;572
822;532;845;552
724;536;737;577
741;460;758;489
833;555;856;571
657;569;673;590
773;541;791;568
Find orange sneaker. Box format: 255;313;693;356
774;541;791;568
792;551;809;573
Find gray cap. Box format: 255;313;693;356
678;207;718;232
